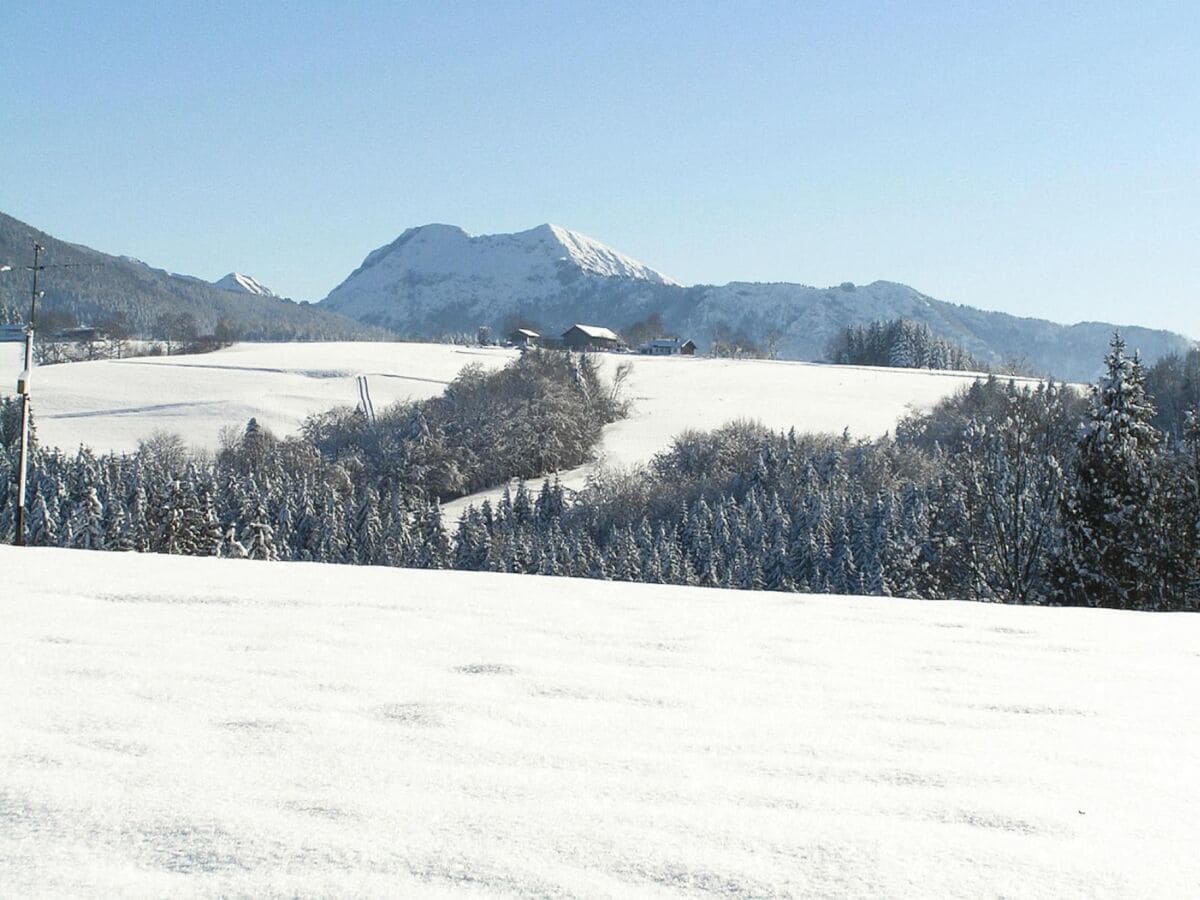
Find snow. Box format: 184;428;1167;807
28;342;1005;459
4;338;25;377
444;353;1036;519
213;273;277;297
316;220;1193;380
588;354;1003;468
539;224;679;284
568;324;622;341
28;342;515;454
3;545;1197;895
320;223;678;333
28;341;1026;519
339;223;676;289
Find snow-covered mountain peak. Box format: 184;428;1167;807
516;223;679;285
344;222;677;287
214;272;277;297
321;222;681;331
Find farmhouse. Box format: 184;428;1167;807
637;337;697;356
508;328;540;349
562;324;622;352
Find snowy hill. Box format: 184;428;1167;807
320;224;1193;381
29;342;1005;459
213;272;277;297
3;545;1198;895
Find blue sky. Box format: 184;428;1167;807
2;1;1197;336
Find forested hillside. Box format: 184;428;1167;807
0;212;384;342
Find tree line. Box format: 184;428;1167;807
827;318;983;372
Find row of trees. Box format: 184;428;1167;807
827;318;982;372
0;304;244;364
1;334;1196;610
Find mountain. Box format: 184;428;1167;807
0;212;381;342
321;223;1194;381
322;223;677;335
213;272;277;297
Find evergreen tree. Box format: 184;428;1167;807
73;485;106;551
245;510;280;562
1058;333;1166;608
353;486;384;565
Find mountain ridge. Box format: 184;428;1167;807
320;223;1194;380
0;211;381;342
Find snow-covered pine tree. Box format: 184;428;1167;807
194;475;224;557
244;502;280;562
534;478;566;523
413;499;450;569
1058;333;1166;608
453;508;492;571
25;490;56;546
221;524;248;559
827;519;857;594
155;479;199;555
73;485;106;551
353;486;384;566
610;525;642;582
511;481;533;526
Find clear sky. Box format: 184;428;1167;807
2;1;1197;337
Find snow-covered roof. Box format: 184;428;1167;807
512;328;539;338
566;324;620;341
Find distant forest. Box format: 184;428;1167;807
2;340;1198;611
827;318;983;372
0;211;385;346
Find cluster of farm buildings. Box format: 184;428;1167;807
509;324;697;356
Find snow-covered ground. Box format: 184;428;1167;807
29;340;1002;459
3;545;1197;896
29;342;516;454
26;341;1033;522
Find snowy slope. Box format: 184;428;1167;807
3;545;1198;896
346;223;677;287
29;342;998;459
213;272;277;297
445;353;1032;520
30;342;515;453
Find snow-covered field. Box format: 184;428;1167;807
3;546;1197;896
28;343;515;454
27;341;1040;522
29;340;1007;461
